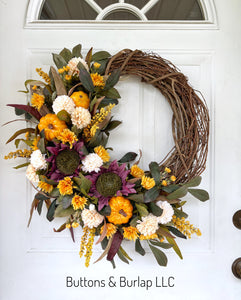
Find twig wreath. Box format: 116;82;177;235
4;44;209;268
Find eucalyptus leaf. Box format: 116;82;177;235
149;202;163;216
135;239;146;256
59;48;72;62
166;237;183;260
183;176;202;188
144;187;159;203
188;188;209;202
104;69;121;90
149;161;161;184
92;51;111;62
149;240;173;249
47;199;57;221
54;204;74;218
135;203;148;217
128;193;144;202
149;244;168;267
118;152;137;163
173;207;188;219
98;98;119;109
117;249;129;264
166;186;188;200
79;69;94;93
52;53;67;69
37;138;45;154
37;200;43;215
99;205;111;216
72;44;82;58
167;226;187;239
103;87;121;99
62;195;73;209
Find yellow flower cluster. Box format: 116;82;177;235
160;167;176;186
123;226;139;241
139;233;158;240
57;129;78;149
130;165;145;178
141;175;155;190
94;145;110;162
31;93;45;111
58;66;70;74
72;221;79;228
83;104;115;141
65;75;72;81
57;177;73;195
38;180;53;194
36;68;51;84
4;149;32;159
79;227;96;267
93;62;101;69
100;223;117;239
72;194;87;210
172;215;201;238
90;73;105;88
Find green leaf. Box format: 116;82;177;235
118;152;137;163
57;110;71;123
136;203;148;217
149;202;163;216
37;138;45;154
173;207;188;219
144;187;159;203
79;69;94;93
183;176;202;188
128;193;144;202
52;53;67;69
62;195;73;209
85;47;93;68
18;79;49;94
50;188;60;197
73;173;92;193
54;204;74;218
6;128;35;144
149;244;168;266
162;185;179;193
72;44;82;58
35;193;49;201
105;120;122;131
104;69;121;90
119;246;133;261
103;87;121;99
117;249;129;264
98;98;119;109
166;186;188;200
167;226;187;239
99;205;111;216
166;237;183;260
59;48;72;62
149;162;161;184
37;200;43;215
92;51;111;62
13;162;30;169
135;239;145;256
47;199;57;221
188;188;209;202
129;216;140;227
149;240;173;249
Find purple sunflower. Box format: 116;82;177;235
46;141;85;181
87;160;136;211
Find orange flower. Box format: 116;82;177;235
94;145;110;162
57;129;78;149
31;93;45;110
123;226;139;241
72;194;87;210
141;176;155;190
38;180;53;194
100;223;117;239
90;73;105;88
57;177;73;195
139;233;158;240
130;165;144;178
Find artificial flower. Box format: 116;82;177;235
71;107;91;129
57;128;78;149
136;214;159;236
26;164;39;183
141;175;155;190
94;145;110;162
31;93;45;111
72;194;87;210
30;149;47;170
52;95;75;115
57;177;73;195
100;223;117;239
82;153;103;173
81;204;104;228
123;226;139;241
38;180;53;194
130;164;144;178
90;73;105;87
68;57;89;76
156;201;174;224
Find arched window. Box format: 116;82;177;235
40;0;204;21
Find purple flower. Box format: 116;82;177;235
87;160;136;211
46;141;85;181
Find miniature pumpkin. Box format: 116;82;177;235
107;196;133;225
38;113;67;141
70;91;90;109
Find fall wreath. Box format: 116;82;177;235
4;44;210;268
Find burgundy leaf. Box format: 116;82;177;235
7;104;42;120
107;230;123;261
69;227;75;243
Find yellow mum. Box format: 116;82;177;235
94;145;110;162
165;167;171;173
170;175;176;182
90;73;105;87
123;226;139;241
38;180;53;194
31;93;45;111
161;180;168;186
93;62;101;68
130;165;144;178
141;176;155;190
100;223;117;239
72;194;87;210
57;177;73;195
139;233;158;240
57;129;78;149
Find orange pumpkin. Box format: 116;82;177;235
38;113;67;141
70;91;90;109
107;196;133;225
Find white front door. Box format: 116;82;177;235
1;0;241;299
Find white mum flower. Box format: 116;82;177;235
52;95;76;115
156;201;174;224
30;150;47;170
68;57;89;76
82;153;103;173
136;214;159;236
71;107;91;129
26;164;39;183
81;204;104;228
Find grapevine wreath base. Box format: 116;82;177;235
5;44;209;268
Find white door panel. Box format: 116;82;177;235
1;0;241;299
